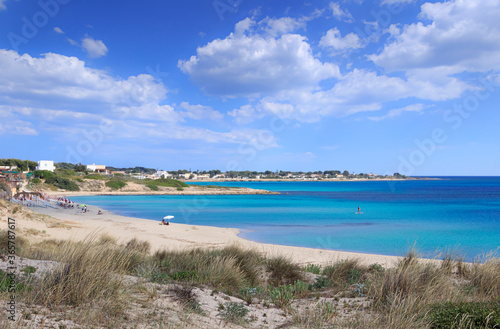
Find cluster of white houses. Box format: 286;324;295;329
4;160;381;183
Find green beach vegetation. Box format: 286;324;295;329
1;226;499;328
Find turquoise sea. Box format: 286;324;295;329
71;177;500;261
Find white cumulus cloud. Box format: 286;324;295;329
320;28;363;52
0;49;166;112
178;18;340;97
330;2;353;22
369;0;500;75
179;102;224;121
82;37;108;58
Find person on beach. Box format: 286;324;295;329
160;219;169;225
98;210;103;215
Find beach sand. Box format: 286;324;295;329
14;201;404;268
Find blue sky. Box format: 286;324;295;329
1;0;499;175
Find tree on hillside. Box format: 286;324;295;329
74;163;86;172
0;158;37;171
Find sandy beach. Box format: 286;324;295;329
7;199;404;268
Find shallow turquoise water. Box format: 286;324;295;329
71;177;500;261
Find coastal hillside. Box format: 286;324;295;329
29;175;276;196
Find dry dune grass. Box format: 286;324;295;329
1;230;499;328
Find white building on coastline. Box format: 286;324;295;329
36;160;55;172
153;170;173;179
86;163;108;174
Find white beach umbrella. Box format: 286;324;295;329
163;215;174;220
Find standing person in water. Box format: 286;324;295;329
358;206;361;213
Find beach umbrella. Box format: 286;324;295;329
163;215;174;220
79;204;87;207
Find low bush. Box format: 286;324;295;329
34;170;54;179
105;180;127;190
269;284;295;309
31;177;41;184
428;301;500;328
217;302;249;324
146;183;159;191
304;263;322;274
84;174;104;180
44;176;80;191
149;179;188;188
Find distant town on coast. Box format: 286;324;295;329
0;158;413;194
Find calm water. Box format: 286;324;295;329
71;177;500;261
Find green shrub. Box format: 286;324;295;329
34;170;55;179
177;187;184;191
428;301;500;329
73;178;84;183
347;268;363;285
31;177;41;184
146;183;159;191
84;174;104;180
149;179;188;188
291;280;310;298
217;302;249;324
269;284;295;309
44;176;80;191
105;180;126;190
305;263;322;274
311;276;331;290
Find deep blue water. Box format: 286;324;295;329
71;177;500;261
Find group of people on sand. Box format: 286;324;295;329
160;219;170;225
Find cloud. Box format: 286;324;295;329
0;49;166;112
54;27;64;34
258;16;306;37
257;69;466;122
82;37;108;58
329;2;353;22
369;0;500;75
0;0;6;10
228;105;264;124
367;104;425;121
381;0;416;4
178;18;340;97
0;118;37;136
178;102;224;121
0;49;274;150
320;28;363;52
